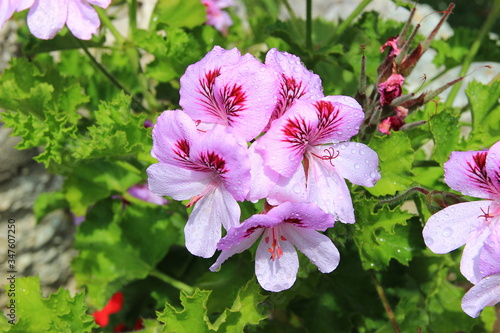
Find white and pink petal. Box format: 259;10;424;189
27;0;68;40
66;0;101;40
307;157;355;224
184;187;241;258
444;150;494;199
319;142;380;187
267;201;335;231
255;227;299;292
485;141;500;197
461;273;500;318
146;163;212;201
423;200;490;255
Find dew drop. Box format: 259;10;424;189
442;227;453;238
351;149;356;154
354;163;361;170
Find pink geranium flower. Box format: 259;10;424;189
1;0;111;40
263;48;324;130
423;141;500;285
253;97;380;223
147;110;251;258
210;202;340;292
461;227;500;317
179;46;279;142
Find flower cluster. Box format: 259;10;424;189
0;0;111;40
147;46;381;291
423;140;500;317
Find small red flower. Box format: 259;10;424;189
378;74;405;106
92;292;124;327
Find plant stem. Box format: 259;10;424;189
150;269;194;295
95;7;125;44
327;0;372;45
306;0;312;49
377;187;429;206
76;38;149;113
128;0;137;38
444;0;500;107
371;270;400;333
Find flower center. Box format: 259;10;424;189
265;227;287;261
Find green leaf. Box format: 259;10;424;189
151;0;206;29
72;92;150;160
72;199;179;307
1;276;95;332
462;80;500;150
63;159;142;216
429;109;461;164
33;191;69;224
0;57;88;168
158;289;213;333
366;131;415;196
353;198;415;270
215;279;268;332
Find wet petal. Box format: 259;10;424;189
255;227;299;292
146;163;211;200
27;0;68;40
324;142;381;187
210;230;262;272
423;201;490;254
151;110;200;165
311;96;365;144
282;225;340;273
266;166;307;205
185;187;240;258
264;48;324;128
180;46;278;141
17;0;35;11
485;141;500;196
191;125;251;201
246;143;280;202
444;150;494;199
479;228;500;278
461;226;492;284
267;201;335;231
66;0;100;40
461;273;500;318
0;0;16;27
255;101;318;177
307;156;355;223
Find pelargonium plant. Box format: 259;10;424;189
147;45;381;288
1;0;499;331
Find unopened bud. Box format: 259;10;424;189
425;190;468;214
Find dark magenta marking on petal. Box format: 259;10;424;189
466;152;493;194
199;151;228;175
220;83;248;123
281;116;313;152
313;100;343;141
196;68;248;123
244;225;264;238
284;218;302;225
197;68;222;118
270;74;307;123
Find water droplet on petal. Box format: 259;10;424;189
442;227;453;238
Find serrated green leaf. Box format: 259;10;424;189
354;198;414;270
33;191;69;224
72;199;179;308
366;131;415;196
158;289;213;333
72;92;150;160
429;109;461;164
215;279;268;332
63;159;142;216
1;276;95;332
0;57;88;168
151;0;206;30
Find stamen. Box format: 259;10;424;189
268;228;285;261
479;207;494;221
311;146;340;167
